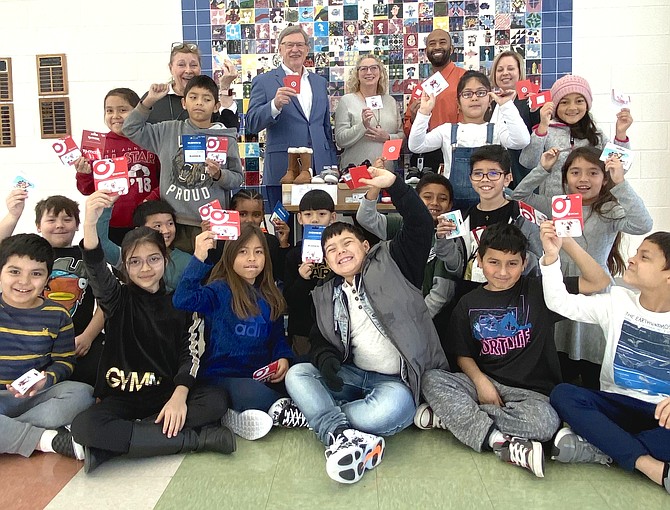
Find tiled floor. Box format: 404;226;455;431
2;427;669;509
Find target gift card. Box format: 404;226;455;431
283;75;301;93
206;136;229;164
552;194;583;237
199;200;240;240
52;136;82;165
93;157;129;196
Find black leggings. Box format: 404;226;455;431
71;385;228;453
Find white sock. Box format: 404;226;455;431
37;429;58;453
488;429;506;449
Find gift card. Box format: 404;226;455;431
13;174;35;191
302;225;326;263
411;83;424;100
206;136;229;164
552;194;583;238
198;199;223;222
343;165;372;189
611;89;631;108
182;134;207;163
599;142;634;171
382;139;402;160
52;136;82;166
252;360;280;382
209;209;240;240
283;75;301;93
81;130;106;161
529;90;552;110
365;95;384;110
422;71;449;96
93;157;129;196
10;368;45;395
516;79;539;100
439;210;465;239
519;201;548;225
270;201;290;225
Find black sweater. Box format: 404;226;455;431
142;92;240;130
81;242;201;400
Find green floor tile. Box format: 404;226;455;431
484;480;609;510
594;477;670;510
274;428;331;480
378;477;494;510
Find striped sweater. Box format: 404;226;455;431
0;297;75;387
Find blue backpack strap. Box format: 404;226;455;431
486;122;495;144
451;123;459;146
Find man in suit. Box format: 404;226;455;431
246;26;338;207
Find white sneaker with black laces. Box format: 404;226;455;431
324;429;385;484
551;427;612;465
413;403;448;430
268;398;309;428
494;436;545;477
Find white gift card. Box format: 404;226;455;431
365;95;384;110
611;89;631;108
439;210;465;239
422;72;449;96
600;142;634;171
11;368;45;395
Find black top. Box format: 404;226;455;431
141;92;240;130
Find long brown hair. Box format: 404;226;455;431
561;147;625;276
207;223;285;320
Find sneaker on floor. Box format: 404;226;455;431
494;436;544;478
221;409;273;441
311;167;340;185
342;429;385;471
405;167;421;184
413;403;448;430
268;398;309;428
84;445;119;474
324;432;366;484
551;427;612;465
51;427;85;460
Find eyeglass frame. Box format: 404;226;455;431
281;42;308;50
469;170;506;181
125;254;166;271
459;89;490;99
358;65;381;73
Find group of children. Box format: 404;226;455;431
0;68;668;496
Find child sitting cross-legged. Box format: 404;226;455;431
420;222;611;477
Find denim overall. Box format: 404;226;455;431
450;123;495;211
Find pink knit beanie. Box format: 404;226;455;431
550;75;592;110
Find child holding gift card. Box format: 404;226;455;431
511;146;653;387
334;55;404;171
519;74;633;198
74;88;160;245
173;223;307;442
408;71;531;210
123;76;244;254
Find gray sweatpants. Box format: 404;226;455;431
0;381;94;457
422;370;560;452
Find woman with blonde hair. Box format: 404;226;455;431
334;55;404;170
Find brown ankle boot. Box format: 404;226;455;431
280;148;300;184
293;147;313;184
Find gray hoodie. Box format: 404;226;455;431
123;104;244;226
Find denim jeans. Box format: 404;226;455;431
0;381;94;456
285;363;415;445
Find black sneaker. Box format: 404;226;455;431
268;398;309;428
51;427;84;460
551;427;612;465
198;425;237;454
494;436;544;477
405;167;421;184
84;445;119;474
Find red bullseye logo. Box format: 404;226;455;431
520;207;535;222
93;160;116;180
520;85;529;95
552;196;571;218
210;209;228;223
52;141;66;155
207;138;220;151
387;146;396;154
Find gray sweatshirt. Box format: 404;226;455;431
123;104;244;226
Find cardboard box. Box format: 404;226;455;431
282;183;338;206
337;183;370;205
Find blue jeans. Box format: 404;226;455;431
214;377;288;413
0;381;94;456
285;363;415;445
550;383;670;471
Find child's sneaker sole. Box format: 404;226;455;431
221;409;273;441
325;444;366;484
362;436;385;470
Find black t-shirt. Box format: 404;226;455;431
467;201;516;230
448;275;578;396
44;246;95;336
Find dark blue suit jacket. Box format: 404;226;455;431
246;67;337;186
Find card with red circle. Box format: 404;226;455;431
343;165;372;189
252;360;280;382
199;200;240;240
516;79;539;100
551;194;583;237
52;136;82;166
93;157;129;196
283;75;301;93
519;201;548;225
206;136;229;164
81;130;107;161
382;139;403;160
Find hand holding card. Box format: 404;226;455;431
252;360;280;382
93;157;130;196
515;79;539;100
10;369;46;396
283;75;301;93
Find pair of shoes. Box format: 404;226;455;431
413;403;448;430
51;426;85;460
268;398;310;428
551;427;612;465
221;409;273;440
325;429;385;484
311;166;340;184
494;436;545;478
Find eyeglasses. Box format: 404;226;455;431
281;42;308;50
171;42;198;52
460;89;489;99
470;171;504;181
126;254;164;270
358;65;380;73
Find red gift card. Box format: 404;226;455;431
552;194;583;237
198;199;222;221
345;165;372;190
412;83;424;99
283;75;301;93
252;360;280;382
93;157;129;196
81;130;106;161
206;136;229;164
519;201;548;225
382;139;402;160
516;79;540;100
52;136;82;166
529;90;552;110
